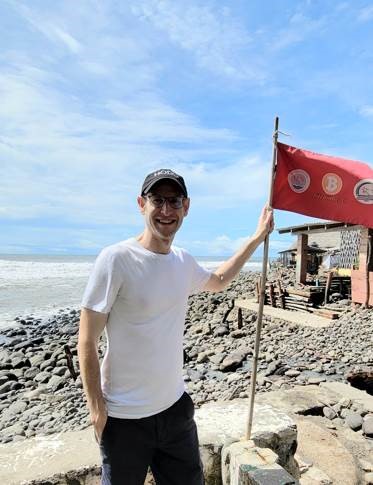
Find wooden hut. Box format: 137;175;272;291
278;221;372;306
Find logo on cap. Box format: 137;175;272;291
354;179;373;204
288;169;310;193
153;169;176;178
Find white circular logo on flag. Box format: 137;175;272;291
288;169;310;193
354;179;373;204
322;173;343;195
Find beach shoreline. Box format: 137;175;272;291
0;269;372;449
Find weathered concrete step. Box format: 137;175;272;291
221;441;297;485
1;401;297;484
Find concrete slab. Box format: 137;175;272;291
0;428;100;485
2;401;298;485
196;400;298;479
235;299;332;328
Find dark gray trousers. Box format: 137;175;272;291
100;392;204;485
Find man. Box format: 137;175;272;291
78;169;273;485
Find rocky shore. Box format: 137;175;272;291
1;268;372;446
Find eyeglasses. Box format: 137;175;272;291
145;194;185;209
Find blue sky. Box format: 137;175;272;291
1;0;373;256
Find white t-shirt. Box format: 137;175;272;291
81;238;211;419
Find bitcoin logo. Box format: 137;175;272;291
322;173;343;195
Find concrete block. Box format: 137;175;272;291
221;440;297;485
196;399;299;480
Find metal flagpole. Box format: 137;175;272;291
245;116;279;440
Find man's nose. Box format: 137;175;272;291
160;200;173;215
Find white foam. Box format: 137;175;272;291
0;259;93;287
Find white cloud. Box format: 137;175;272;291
270;11;327;51
11;2;82;54
357;5;373;22
359;105;373;117
0;58;247;228
131;0;265;82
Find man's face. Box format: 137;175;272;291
137;181;190;241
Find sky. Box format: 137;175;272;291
1;0;373;257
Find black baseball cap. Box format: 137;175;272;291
141;169;188;197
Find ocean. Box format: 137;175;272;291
0;254;264;329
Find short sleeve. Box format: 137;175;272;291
186;252;212;295
81;247;123;313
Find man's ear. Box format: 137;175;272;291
137;195;146;215
183;197;190;217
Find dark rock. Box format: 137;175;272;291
11;357;31;369
13;337;44;351
0;382;13;394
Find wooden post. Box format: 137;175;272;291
324;271;334;305
246;116;279;440
296;233;308;284
237;307;243;329
277;280;285;309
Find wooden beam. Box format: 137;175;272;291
296;233;308;284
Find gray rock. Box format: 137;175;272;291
2;400;27;419
213;325;229;337
46;375;65;392
0;381;13;394
323;407;337;420
209;353;225;365
264;361;281;377
40;358;56;371
35;371;50;383
13;337;44;351
345;412;363;431
29;353;48;367
285;369;301;378
220;349;249;372
24;367;39;379
308;376;326;385
363;416;373;437
11;357;30;369
1;422;25;438
53;366;68;376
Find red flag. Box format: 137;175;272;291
272;143;373;228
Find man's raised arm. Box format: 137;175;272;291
78;308;108;442
204;206;274;293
